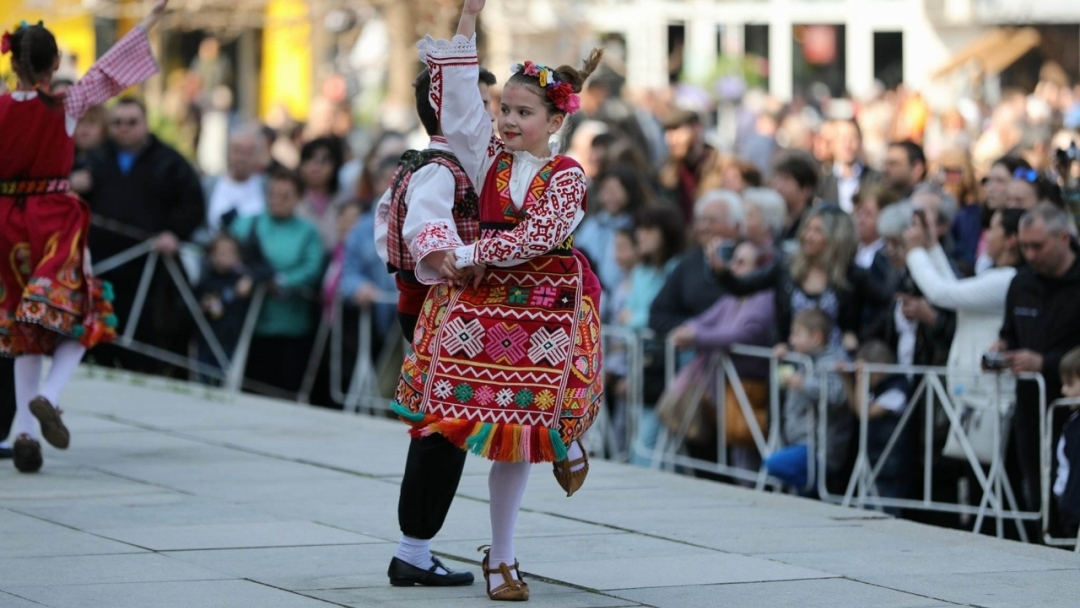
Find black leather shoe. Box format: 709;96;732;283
388;556;475;587
0;445;12;459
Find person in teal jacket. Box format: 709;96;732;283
230;169;326;395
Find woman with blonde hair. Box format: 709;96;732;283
712;206;891;355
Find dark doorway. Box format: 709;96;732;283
744;24;770;90
874;31;903;90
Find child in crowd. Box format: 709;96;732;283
847;340;914;511
194;234;257;380
599;228;638;456
1054;347;1080;538
764;309;853;492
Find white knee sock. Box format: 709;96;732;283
13;356;43;438
488;461;531;588
39;340;85;406
566;440;587;473
394;536;446;574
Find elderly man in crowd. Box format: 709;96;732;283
205;126;269;232
993;203;1080;535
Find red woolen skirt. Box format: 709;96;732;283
0;192;117;357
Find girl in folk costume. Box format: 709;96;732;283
0;0;168;473
392;0;603;600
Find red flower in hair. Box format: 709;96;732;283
547;82;576;112
1;31;12;55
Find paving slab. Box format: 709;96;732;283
0;373;1075;608
6;580;340;608
608;578;954;608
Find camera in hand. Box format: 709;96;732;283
981;351;1009;371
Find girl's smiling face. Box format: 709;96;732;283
499;83;564;157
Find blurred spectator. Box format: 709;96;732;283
194;234;259;381
649;189;743;337
909;183;959;264
976;156;1032;273
297;137;349;251
870;202;956;369
882;140;927;198
667;241;775;474
816;118;881;213
69;104;107;192
658;109;717;221
845;340;915;509
763;309;852;492
770;151;820;247
906;208;1023;434
619;205;685;330
1054;348;1080;538
233;170;325;396
84;98;206;374
204;127;269;233
716;207;886;354
935;148;981;273
1007;168;1064;210
741;187;787;260
737;107;779;176
566;120;609;181
576;164;654;293
852;184;903;327
353;131;408;205
994;203;1080;531
700;156;762;195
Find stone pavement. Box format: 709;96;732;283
1;371;1078;608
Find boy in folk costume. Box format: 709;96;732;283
391;0;604;600
374;66;497;588
0;1;168;473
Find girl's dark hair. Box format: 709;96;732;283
299;137;345;194
596;163;654;217
10;22;60;107
636;204;685;267
506;49;604;115
269;167;304;197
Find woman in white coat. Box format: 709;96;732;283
903;208;1024;421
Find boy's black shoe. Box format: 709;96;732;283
388;556;474;587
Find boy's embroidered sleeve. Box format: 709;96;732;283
417;34;501;190
64;27;158;121
453;167;586;268
404;164;464;284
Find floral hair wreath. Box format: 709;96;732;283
510;60;581;114
1;20;36;56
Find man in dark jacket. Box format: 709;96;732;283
994;203;1080;531
83;98;206;373
816;118;881;213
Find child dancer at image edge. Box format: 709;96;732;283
391;0;603;600
0;1;168;473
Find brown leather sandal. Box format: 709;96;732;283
479;545;529;601
552;440;589;497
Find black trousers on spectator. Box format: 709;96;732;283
0;356;14;442
395;311;468;540
245;336;311;396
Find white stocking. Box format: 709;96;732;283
39;340;85;406
566;440;587;472
13;355;43;439
487;461;530;589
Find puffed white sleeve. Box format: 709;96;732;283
403;164;464;284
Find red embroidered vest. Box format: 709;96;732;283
386;149;479;282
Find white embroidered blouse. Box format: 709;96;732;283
417;34;586;271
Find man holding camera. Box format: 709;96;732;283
992;203;1080;532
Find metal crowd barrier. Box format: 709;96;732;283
588;325;650;461
650;336;813;488
90;236;267;395
1043;396;1080;551
817;363;1044;541
298;292;401;413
